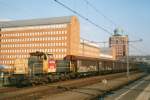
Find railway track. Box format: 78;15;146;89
0;87;19;93
0;72;142;100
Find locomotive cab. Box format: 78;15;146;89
28;51;56;76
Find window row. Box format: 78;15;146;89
1;30;67;37
0;60;14;64
1;48;67;53
1;36;67;42
1;24;68;31
1;42;67;48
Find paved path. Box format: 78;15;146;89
104;75;150;100
136;81;150;100
40;73;144;100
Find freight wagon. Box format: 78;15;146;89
64;55;132;75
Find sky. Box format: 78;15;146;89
0;0;150;55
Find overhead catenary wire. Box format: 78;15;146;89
84;0;147;52
84;0;147;55
126;39;148;55
84;0;143;39
54;0;149;56
130;44;149;55
84;0;140;39
54;0;112;35
2;0;146;56
84;0;117;27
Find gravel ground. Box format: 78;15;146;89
41;73;145;100
0;72;143;100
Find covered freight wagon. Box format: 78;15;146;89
56;60;70;73
64;55;100;76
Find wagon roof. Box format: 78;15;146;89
64;55;113;61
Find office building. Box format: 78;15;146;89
109;28;128;60
0;16;100;66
